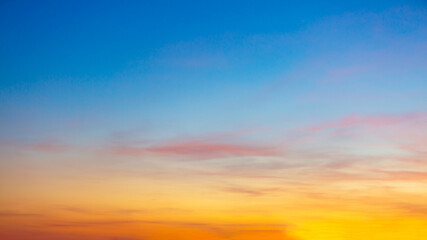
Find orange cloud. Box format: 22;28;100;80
0;211;43;217
221;185;283;196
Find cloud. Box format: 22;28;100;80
312;168;427;183
323;160;357;169
250;6;427;103
57;206;190;216
306;112;427;132
108;129;278;159
47;219;286;228
110;238;144;240
375;170;427;181
101;125;280;160
1;140;70;153
221;185;283;196
397;154;427;166
147;141;276;158
192;169;287;179
110;142;276;158
47;219;289;239
394;202;427;217
30;141;69;152
0;211;43;217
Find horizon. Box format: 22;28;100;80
1;1;427;240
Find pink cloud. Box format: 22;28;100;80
398;141;427;153
108;128;277;159
375;170;427;181
110;141;276;159
397;154;427;166
30;142;69;153
306;112;427;132
147;141;276;158
1;140;70;153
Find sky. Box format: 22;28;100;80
0;0;427;239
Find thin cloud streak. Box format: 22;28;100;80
306;113;427;132
148;142;276;157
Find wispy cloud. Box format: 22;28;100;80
221;185;283;196
57;206;190;216
30;141;69;153
148;141;276;158
374;170;427;181
306;112;427;132
110;141;276;158
108;128;278;159
0;211;43;218
1;140;68;153
47;219;289;239
110;238;144;240
394;202;427;217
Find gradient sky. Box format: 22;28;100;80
1;1;427;240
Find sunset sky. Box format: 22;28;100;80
1;1;427;239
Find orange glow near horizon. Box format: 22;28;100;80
1;1;427;239
1;144;427;239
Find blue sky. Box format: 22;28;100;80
1;1;427;240
1;0;426;143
